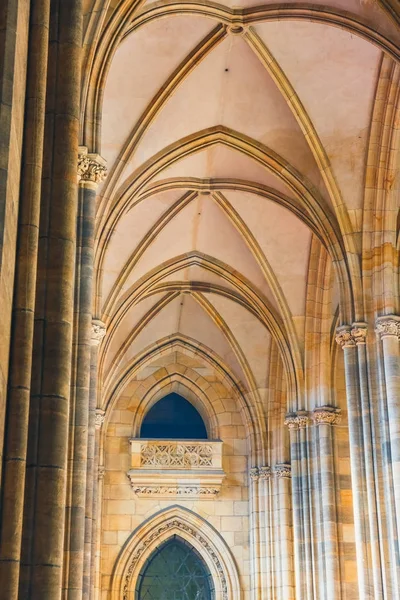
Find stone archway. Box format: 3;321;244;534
109;506;241;600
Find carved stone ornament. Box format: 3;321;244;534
259;466;271;480
351;323;368;345
284;414;298;430
123;518;228;600
131;485;219;497
284;411;310;430
78;146;107;185
313;406;342;426
140;442;213;468
375;315;400;339
95;409;105;430
249;467;259;481
274;464;291;479
335;325;356;348
91;319;106;346
98;466;105;480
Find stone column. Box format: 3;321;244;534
64;149;106;600
0;2;50;598
20;2;83;598
258;466;271;600
249;467;262;600
93;460;106;599
335;325;381;599
375;316;400;545
83;321;106;600
285;412;314;600
312;406;341;600
273;464;294;600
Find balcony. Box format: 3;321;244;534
127;439;225;499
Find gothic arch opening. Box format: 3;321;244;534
135;535;214;600
139;393;208;440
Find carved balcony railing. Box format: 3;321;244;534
127;439;225;499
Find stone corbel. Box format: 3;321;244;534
78;146;107;186
91;319;106;346
95;409;105;430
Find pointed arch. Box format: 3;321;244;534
109;505;241;600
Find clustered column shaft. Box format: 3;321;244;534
0;1;50;597
64;150;106;599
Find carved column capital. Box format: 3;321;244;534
91;319;106;346
258;466;271;480
95;409;105;430
249;467;259;481
375;315;400;339
284;411;310;430
274;464;291;479
351;323;368;345
78;146;107;186
335;325;355;348
313;405;341;426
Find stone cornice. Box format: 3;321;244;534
312;405;341;426
78;146;107;186
91;319;106;346
375;315;400;339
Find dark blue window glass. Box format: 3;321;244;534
136;536;214;600
140;393;207;439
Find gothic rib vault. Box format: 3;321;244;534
0;0;399;599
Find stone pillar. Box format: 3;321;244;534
249;467;262;600
258;466;271;600
83;321;106;600
312;406;341;600
19;1;83;598
375;316;400;546
64;149;106;600
93;460;106;599
0;2;50;598
335;325;382;599
285;412;314;600
273;464;294;600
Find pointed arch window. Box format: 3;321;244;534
140;393;208;440
135;536;214;600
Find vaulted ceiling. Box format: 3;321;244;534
82;0;400;406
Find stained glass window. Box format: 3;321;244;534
140;394;208;439
136;536;214;600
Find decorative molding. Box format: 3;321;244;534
95;408;106;429
284;411;310;430
128;440;224;498
98;466;105;480
274;464;291;479
375;315;400;339
91;319;106;346
78;146;107;185
140;442;213;468
131;485;220;498
123;517;228;600
313;406;341;426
